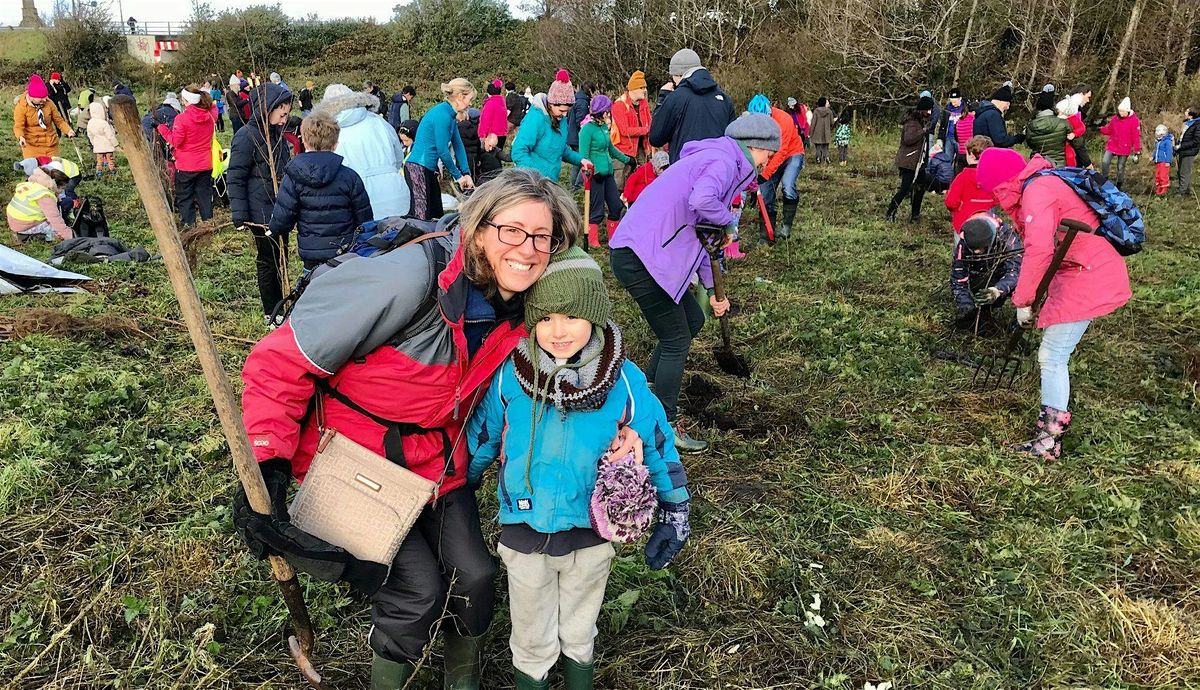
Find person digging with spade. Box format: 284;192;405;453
610;112;779;454
949;212;1023;334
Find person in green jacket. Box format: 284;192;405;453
513;69;592;185
578;94;632;248
1024;90;1073;167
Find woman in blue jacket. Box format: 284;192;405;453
512;70;591;182
406;77;476;220
468;246;689;690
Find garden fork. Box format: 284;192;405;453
972;218;1095;389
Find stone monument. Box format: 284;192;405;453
19;0;45;28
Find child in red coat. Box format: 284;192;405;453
944;135;995;241
622;150;669;206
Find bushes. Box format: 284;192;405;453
45;7;124;79
173;6;374;84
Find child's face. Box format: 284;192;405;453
535;314;593;360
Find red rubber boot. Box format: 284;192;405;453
605;219;619;245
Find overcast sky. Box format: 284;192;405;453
2;0;530;26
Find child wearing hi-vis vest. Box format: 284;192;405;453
6;161;73;242
468;247;691;690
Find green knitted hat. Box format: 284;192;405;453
524;246;611;331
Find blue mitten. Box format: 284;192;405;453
644;501;690;570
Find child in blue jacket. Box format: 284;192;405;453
468;246;690;690
1153;124;1174;196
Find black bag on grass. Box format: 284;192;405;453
71;196;110;239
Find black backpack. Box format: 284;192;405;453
71;196;110;239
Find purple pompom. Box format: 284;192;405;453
589;453;657;543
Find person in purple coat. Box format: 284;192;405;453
609;113;779;453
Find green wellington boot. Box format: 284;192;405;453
563;656;595;690
514;668;550;690
778;200;797;239
443;631;484;690
371;653;416;690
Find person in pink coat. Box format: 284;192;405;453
1098;96;1141;188
976;147;1131;460
477;79;509;183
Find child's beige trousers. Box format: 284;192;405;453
498;541;616;680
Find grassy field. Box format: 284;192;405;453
0;30;48;63
1;99;1198;689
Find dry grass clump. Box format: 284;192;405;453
0;308;145;342
179;219;225;270
1095;587;1200;687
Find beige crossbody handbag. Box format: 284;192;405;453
290;426;436;565
289;427;435;565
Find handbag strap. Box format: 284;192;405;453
316;380;448;473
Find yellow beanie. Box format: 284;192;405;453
627;70;647;92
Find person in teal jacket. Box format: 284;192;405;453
468;247;690;690
405;77;476;220
578;93;632;248
512;69;592;184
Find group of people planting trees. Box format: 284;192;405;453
884;77;1155;460
5;42;1178;689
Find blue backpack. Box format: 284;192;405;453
1026;168;1145;256
341;215;446;258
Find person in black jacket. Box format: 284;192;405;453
112;80;135;100
267;112;372;270
228;83;293;323
226;78;247;134
456;106;483;182
950;213;1023;333
1176;107;1200;195
566;83;594;189
649;48;735;164
505;81;528;145
973;82;1024;149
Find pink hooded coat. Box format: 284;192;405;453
992;156;1131;328
1099;113;1142;156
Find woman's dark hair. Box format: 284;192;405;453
1070;83;1091;96
1189;106;1200;119
817;96;828;108
184;84;213;111
837;109;851;125
903;108;928;123
504;81;516;91
402;85;416;97
486;81;501;96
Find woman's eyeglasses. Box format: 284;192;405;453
484;220;562;254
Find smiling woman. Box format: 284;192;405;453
233;168;651;687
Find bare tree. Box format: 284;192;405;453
1098;0;1146;113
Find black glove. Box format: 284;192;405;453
644;500;690;570
231;458;388;595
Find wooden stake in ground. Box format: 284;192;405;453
108;95;329;689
